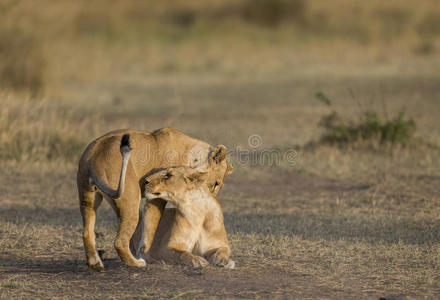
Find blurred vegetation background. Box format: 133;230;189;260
0;0;439;162
1;0;439;94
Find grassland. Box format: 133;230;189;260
1;0;440;299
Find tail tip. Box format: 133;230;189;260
120;134;132;154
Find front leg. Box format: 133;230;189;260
167;214;207;268
141;198;167;254
206;247;235;269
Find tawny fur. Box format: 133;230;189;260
143;167;235;269
77;128;233;270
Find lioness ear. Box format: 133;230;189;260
209;145;227;165
185;171;209;188
226;161;234;175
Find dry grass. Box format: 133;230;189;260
0;27;45;94
1;1;440;298
1;0;439;93
0;95;102;161
1;73;440;298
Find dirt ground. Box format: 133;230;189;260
1;70;440;298
4;167;433;300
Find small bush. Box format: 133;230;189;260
0;27;45;94
316;92;416;146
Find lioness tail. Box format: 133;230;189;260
92;134;132;199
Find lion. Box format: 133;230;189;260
143;166;235;269
77;128;233;270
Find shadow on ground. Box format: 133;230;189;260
224;212;440;245
0;202;117;228
0;256;338;299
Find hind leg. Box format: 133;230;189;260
114;182;146;267
79;190;104;271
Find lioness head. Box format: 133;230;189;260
199;145;233;195
144;167;209;205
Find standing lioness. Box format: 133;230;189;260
77;128;232;270
144;167;235;269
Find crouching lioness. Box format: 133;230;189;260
77;128;233;270
143;167;235;269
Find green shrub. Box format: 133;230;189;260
0;27;45;94
316;92;416;146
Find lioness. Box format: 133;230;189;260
144;167;235;269
77;128;232;270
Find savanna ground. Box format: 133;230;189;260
1;1;440;299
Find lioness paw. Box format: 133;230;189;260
191;255;209;269
225;260;235;269
209;249;233;268
88;256;104;271
134;258;147;267
127;258;146;268
212;256;235;269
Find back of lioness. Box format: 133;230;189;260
77;128;233;270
